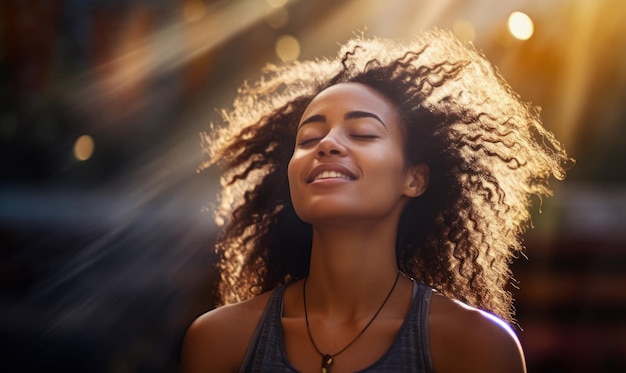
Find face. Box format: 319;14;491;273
287;82;428;225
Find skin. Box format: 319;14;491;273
181;83;526;373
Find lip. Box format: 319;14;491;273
306;163;357;183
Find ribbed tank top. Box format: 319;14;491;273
239;281;433;372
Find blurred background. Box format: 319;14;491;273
1;0;624;372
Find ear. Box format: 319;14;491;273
403;164;429;198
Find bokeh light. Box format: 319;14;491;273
275;34;300;62
183;0;206;23
73;135;95;161
3;1;626;372
508;11;534;40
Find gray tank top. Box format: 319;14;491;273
239;281;433;372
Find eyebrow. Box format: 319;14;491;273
299;110;387;129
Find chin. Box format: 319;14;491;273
296;205;391;226
294;203;356;224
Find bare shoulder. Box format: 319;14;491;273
180;291;272;373
428;292;526;373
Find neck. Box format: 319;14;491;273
304;221;400;319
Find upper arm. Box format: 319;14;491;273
469;309;526;372
180;300;265;373
454;310;526;373
180;310;238;373
429;294;526;373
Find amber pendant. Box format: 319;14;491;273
321;354;334;373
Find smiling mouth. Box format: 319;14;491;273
311;170;355;182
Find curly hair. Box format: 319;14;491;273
200;30;571;322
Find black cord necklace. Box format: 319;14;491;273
302;271;400;373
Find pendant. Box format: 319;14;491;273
321;354;333;373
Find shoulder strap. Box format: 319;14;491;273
238;285;286;372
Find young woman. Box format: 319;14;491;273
181;30;570;372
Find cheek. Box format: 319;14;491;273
287;154;298;185
287;153;304;197
374;148;406;175
286;154;310;220
369;150;409;194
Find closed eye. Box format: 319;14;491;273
350;134;379;140
297;137;322;146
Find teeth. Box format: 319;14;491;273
314;170;352;181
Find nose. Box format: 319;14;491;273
316;131;347;157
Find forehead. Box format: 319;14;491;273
302;82;398;118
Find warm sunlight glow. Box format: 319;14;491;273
74;135;95;161
266;0;288;8
71;0;273;125
508;11;534;40
453;19;476;42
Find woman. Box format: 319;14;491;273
181;30;570;372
